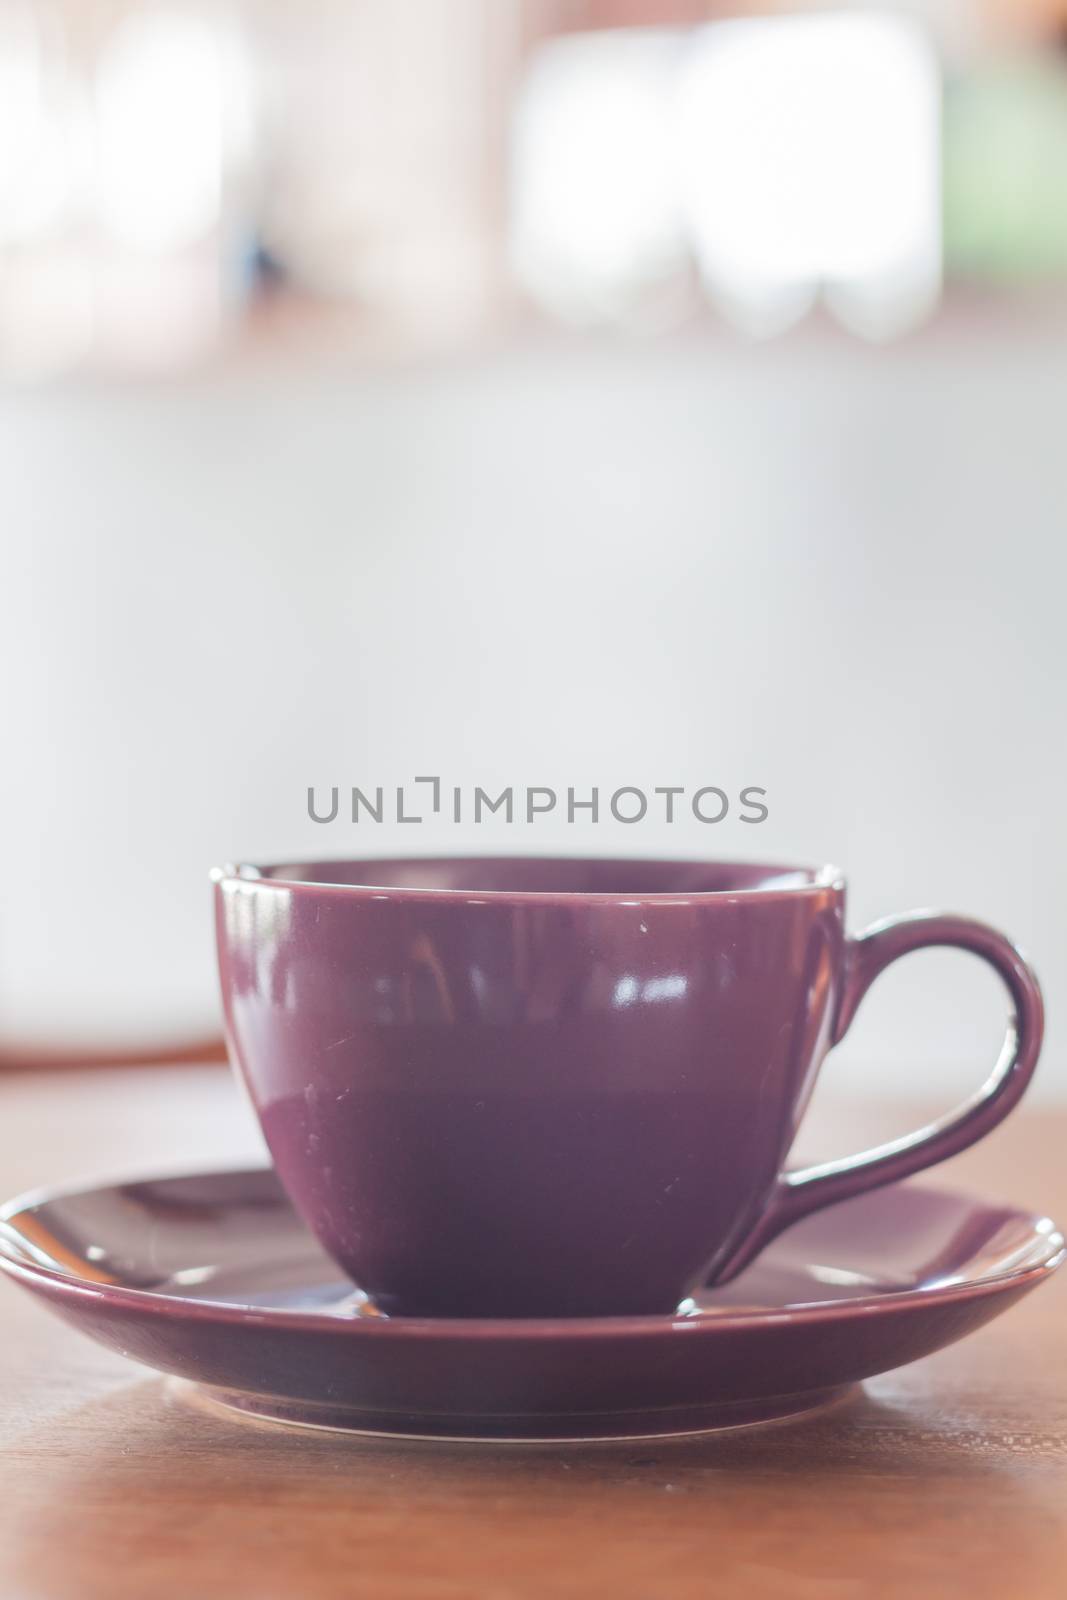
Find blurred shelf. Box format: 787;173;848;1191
6;283;1067;393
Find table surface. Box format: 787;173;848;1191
1;1066;1065;1600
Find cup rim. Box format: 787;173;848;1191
210;856;846;905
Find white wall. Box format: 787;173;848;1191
1;313;1064;1104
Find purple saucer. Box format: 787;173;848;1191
0;1171;1061;1440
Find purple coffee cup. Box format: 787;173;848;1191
214;857;1043;1318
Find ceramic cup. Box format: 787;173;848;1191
214;858;1043;1318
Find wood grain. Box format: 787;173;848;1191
1;1067;1065;1600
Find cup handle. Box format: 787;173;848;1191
710;911;1044;1284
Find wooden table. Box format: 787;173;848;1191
1;1066;1065;1600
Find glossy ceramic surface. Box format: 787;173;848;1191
214;857;1044;1317
0;1170;1060;1441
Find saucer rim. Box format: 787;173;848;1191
1;1166;1062;1340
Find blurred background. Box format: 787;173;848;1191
0;0;1063;1111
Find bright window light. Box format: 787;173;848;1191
0;4;74;243
678;13;941;336
95;10;231;253
511;13;941;338
510;29;687;324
